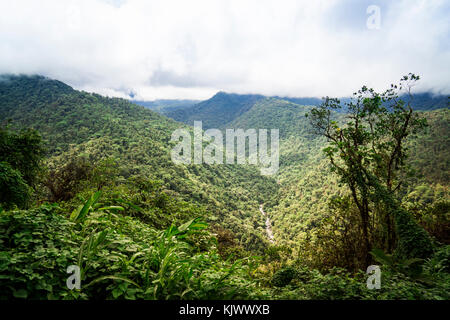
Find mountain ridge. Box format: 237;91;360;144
0;74;279;253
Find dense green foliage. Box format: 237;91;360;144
0;74;448;300
0;75;278;254
0;161;32;209
2;197;448;300
308;74;434;264
0;125;45;209
161;91;448;130
166;91;264;129
0;200;269;300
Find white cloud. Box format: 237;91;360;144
0;0;448;99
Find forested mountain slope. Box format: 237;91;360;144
163;92;449;245
162;92;448;131
166;91;264;129
0;75;278;252
180;92;448;252
222;97;449;259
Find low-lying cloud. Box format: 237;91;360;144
0;0;449;99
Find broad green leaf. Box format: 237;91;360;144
70;204;83;222
98;206;124;211
178;218;195;232
13;289;28;299
85;275;141;289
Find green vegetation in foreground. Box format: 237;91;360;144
1;196;449;300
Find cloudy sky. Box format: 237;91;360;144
0;0;449;100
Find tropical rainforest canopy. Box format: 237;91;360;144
0;74;448;300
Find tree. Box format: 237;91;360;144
0;126;45;209
307;74;433;265
0;161;32;209
45;156;93;202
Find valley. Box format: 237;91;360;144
0;74;449;300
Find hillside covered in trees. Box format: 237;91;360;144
161;91;449;129
0;74;449;300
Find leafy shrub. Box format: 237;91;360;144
394;207;434;260
425;245;450;273
0;126;44;209
45;156;94;202
0;204;80;299
272;266;296;287
0;161;31;209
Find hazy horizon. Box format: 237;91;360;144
1;0;449;100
